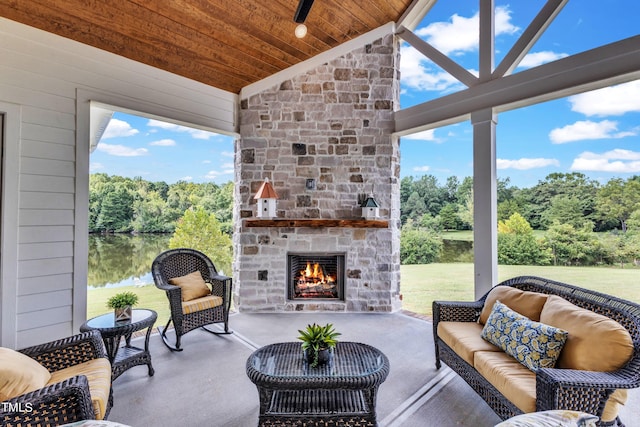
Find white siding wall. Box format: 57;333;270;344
0;18;238;348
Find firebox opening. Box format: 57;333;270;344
287;252;345;301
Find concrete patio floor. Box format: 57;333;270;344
107;311;639;427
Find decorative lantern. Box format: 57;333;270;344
254;178;279;218
360;195;380;219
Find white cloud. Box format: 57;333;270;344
517;51;568;69
400;46;463;92
402;7;517;92
149;138;176;146
90;162;104;172
96;143;149;157
147;119;215;140
180;176;193;181
221;151;235;158
413;165;431;172
415;6;518;55
569;80;640;116
204;167;234;179
497;158;560;170
103;119;139;139
403;129;438;142
571;149;640;173
202;160;211;164
549;120;635;143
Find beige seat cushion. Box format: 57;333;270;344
539;295;634;372
0;347;52;401
601;389;628;423
437;321;502;366
182;294;223;314
474;350;537;413
479;287;549;325
47;358;112;420
168;271;211;301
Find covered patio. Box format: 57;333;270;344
1;0;640;425
107;311;640;426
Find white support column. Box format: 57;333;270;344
472;109;498;299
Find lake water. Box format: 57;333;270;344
87;234;474;288
88;233;171;289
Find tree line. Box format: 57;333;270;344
89;173;233;235
400;172;640;267
90;172;640;267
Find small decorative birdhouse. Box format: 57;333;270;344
360;195;380;219
254;178;279;218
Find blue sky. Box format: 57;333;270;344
91;1;640;189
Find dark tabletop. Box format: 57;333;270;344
246;341;390;390
81;309;157;334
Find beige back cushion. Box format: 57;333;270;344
168;270;211;301
479;286;549;325
0;347;51;401
539;295;634;371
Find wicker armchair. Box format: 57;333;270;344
0;330;112;426
152;248;233;351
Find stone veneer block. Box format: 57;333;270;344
234;33;401;313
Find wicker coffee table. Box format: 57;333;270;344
246;341;390;427
80;308;157;380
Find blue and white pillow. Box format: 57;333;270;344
481;300;568;371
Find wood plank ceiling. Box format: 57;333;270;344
0;0;415;94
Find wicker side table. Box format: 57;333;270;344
81;308;157;380
246;341;390;427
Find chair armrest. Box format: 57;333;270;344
208;274;232;303
19;330;107;371
210;273;231;283
0;375;96;424
536;367;636;416
433;300;483;324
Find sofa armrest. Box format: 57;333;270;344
0;375;96;424
433;300;483;324
18;330;107;372
536;367;635;417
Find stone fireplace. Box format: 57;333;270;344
288;252;345;301
233;32;401;312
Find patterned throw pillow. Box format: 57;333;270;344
481;300;568;371
494;410;598;427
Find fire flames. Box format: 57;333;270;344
297;262;335;287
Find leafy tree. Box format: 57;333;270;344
403;191;427;223
497;199;521;222
169;207;232;275
95;185;134;232
544;223;604;266
520;172;598;229
596;178;640;232
418;213;443;232
439;203;460;230
498;233;552;265
132;190;172;232
542;195;593;230
400;221;443;264
498;212;532;235
457;189;473;229
497;213;551;265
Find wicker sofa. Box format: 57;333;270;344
433;276;640;427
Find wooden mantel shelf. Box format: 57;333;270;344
243;219;389;228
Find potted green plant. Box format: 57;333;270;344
106;291;139;322
297;323;341;367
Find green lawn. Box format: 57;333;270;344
401;263;640;318
88;263;640;322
